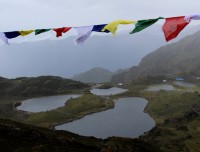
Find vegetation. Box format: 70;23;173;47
0;76;89;98
0;75;199;151
140;91;200;152
0;118;158;152
0;75;90;123
114;76;200;152
26;94;114;127
96;83;114;89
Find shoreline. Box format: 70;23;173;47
50;105;115;130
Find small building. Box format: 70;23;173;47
118;83;123;86
163;80;167;83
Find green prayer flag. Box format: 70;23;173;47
130;17;164;34
35;29;51;35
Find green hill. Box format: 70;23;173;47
0;76;89;98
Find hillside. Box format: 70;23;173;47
72;67;113;83
0;76;88;98
112;30;200;83
0;118;158;152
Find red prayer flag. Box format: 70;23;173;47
53;27;71;37
162;16;190;42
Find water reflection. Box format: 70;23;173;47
175;81;195;88
145;85;175;91
56;97;155;139
17;94;80;112
90;87;127;96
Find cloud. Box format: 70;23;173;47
0;0;199;31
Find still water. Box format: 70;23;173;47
16;94;80;112
146;84;175;91
55;97;155;139
90;87;127;96
174;81;195;88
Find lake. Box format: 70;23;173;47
16;87;127;113
90;87;127;96
55;97;155;139
174;81;195;88
145;84;175;91
16;94;80;112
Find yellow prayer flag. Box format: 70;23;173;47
19;30;34;36
102;20;136;35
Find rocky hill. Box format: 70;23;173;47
72;67;113;83
112;30;200;83
0;118;159;152
0;76;88;98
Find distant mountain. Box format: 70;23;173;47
112;30;200;83
0;76;88;98
72;67;113;83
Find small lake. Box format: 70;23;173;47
174;81;195;88
16;94;80;113
145;84;175;91
55;97;155;139
90;87;127;96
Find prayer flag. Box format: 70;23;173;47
53;27;71;37
185;15;200;22
74;26;94;45
0;32;9;45
162;16;190;42
92;24;109;33
130;17;163;34
35;29;51;35
102;20;135;35
19;30;34;36
4;31;20;39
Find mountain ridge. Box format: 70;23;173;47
111;30;200;83
71;67;114;83
0;75;89;98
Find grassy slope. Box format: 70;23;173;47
116;76;200;152
0;76;115;129
113;77;200;151
142;91;200;152
0;76;89;98
0;76;90;124
0;118;159;152
26;94;114;127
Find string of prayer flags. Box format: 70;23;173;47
35;29;51;35
0;14;199;45
19;30;34;36
102;20;135;35
92;24;110;33
74;26;93;45
130;17;164;34
162;16;190;42
0;32;9;45
53;27;71;37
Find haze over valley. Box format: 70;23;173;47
1;25;200;79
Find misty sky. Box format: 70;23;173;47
0;0;199;31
